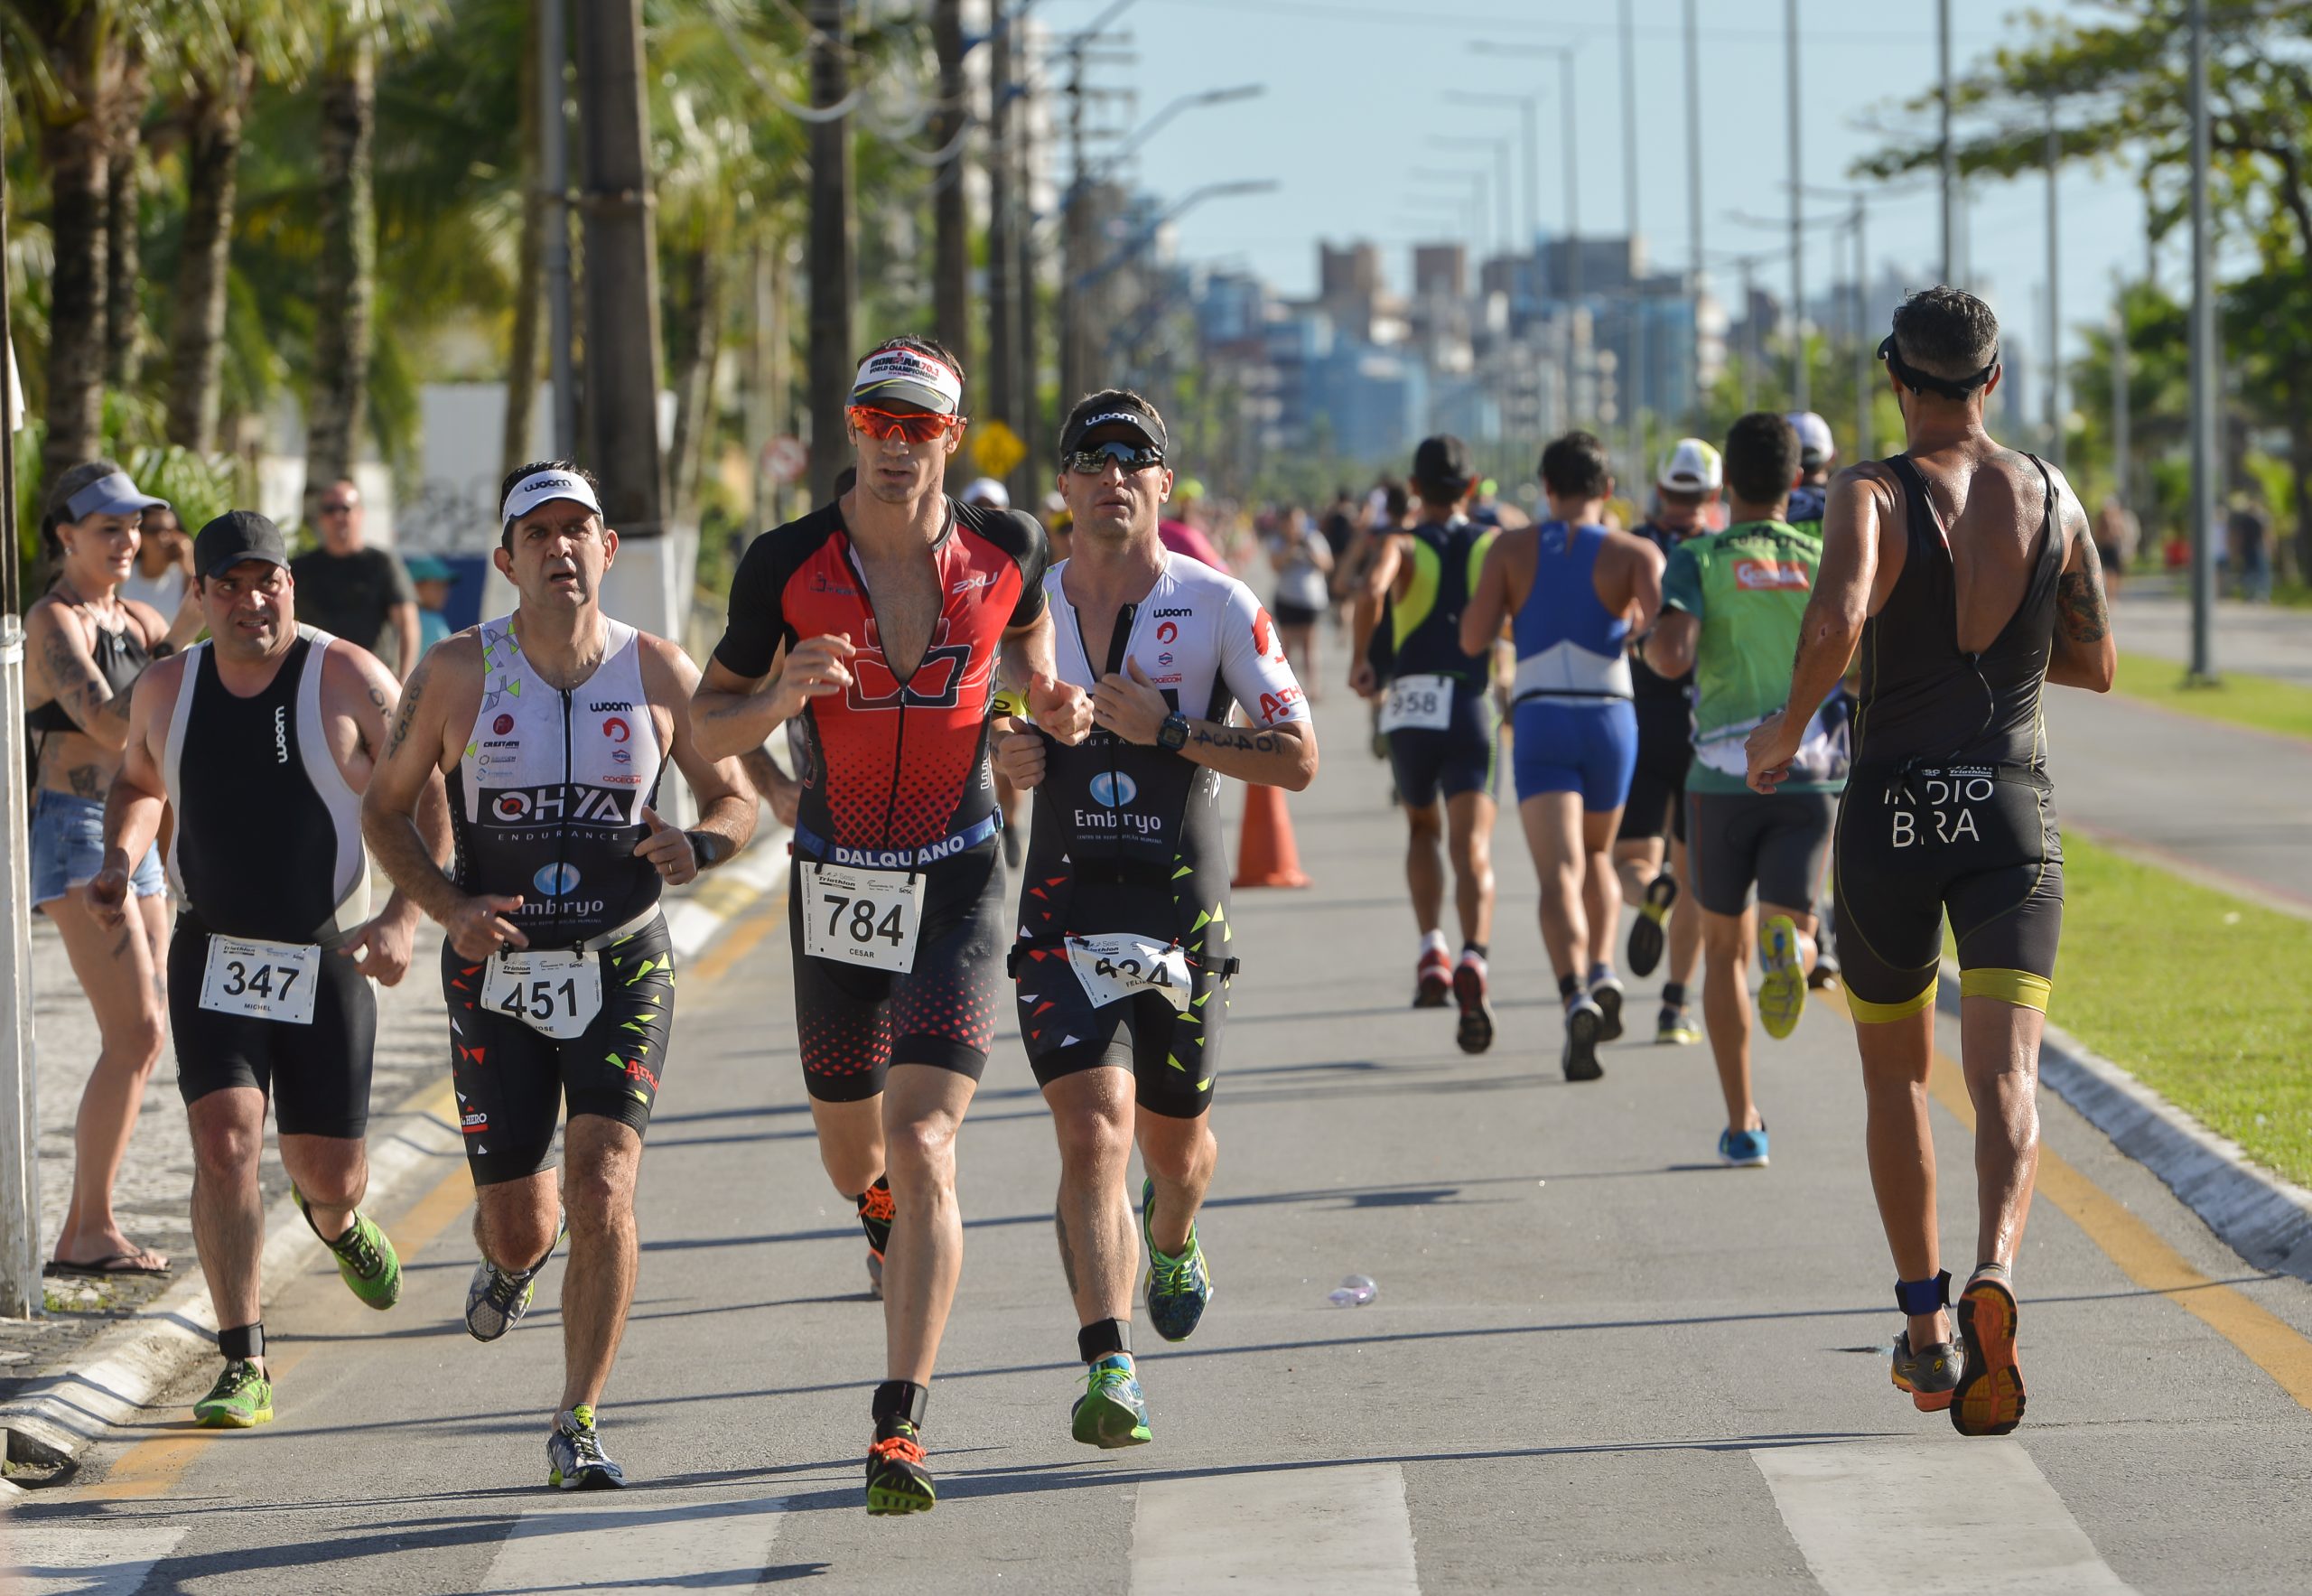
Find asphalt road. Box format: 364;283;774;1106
9;687;2312;1594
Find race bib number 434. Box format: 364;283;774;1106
483;948;604;1040
1379;674;1454;734
199;935;321;1025
1065;933;1193;1013
800;862;925;974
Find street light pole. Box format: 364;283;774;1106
1938;0;1954;283
2045;95;2065;468
541;0;576;458
1786;0;1807;412
1852;197;1869;459
0;38;38;1317
2186;0;2215;679
1620;0;1645;483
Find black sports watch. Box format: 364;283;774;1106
1157;713;1190;752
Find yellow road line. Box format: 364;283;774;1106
1819;985;2312;1412
87;893;787;1502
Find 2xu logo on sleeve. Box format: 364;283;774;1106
1884;766;1995;848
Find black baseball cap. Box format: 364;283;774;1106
193;510;290;579
1060;392;1169;458
1411;434;1473;494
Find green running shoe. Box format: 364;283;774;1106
1070;1354;1153;1448
296;1190;400;1311
1140;1177;1213;1342
865;1421;936;1516
193;1360;274;1428
547;1405;627;1489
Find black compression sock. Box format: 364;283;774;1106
1077;1318;1132;1363
855;1176;892;1253
872;1379;928;1435
1662;981;1687;1009
1557;973;1580;1003
1463;942;1487;961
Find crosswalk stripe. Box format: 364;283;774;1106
3;1525;188;1594
1751;1440;2135;1595
471;1494;784;1593
1130;1462;1420;1594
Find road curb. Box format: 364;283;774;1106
0;819;788;1485
1933;966;2312;1283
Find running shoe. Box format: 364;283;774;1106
1590;975;1626;1042
1141;1176;1213;1342
1807;947;1841;992
858;1179;894;1300
295;1190;401;1311
1412;946;1451;1008
1452;951;1496;1054
192;1360;273;1429
1717;1125;1770;1167
1070;1355;1154;1449
1952;1269;2026;1436
547;1405;626;1489
1562;996;1606;1082
865;1421;936;1515
1655;1005;1701;1046
1890;1330;1961;1413
1757;915;1807;1040
466;1211;565;1343
1627;873;1679;977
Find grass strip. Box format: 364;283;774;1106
2048;833;2312;1187
2112;650;2312;743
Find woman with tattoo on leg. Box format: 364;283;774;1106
24;461;178;1279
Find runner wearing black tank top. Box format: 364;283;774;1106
92;510;454;1430
1747;288;2114;1440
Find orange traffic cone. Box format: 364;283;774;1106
1233;782;1310;889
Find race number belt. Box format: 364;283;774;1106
483;947;605;1040
799;862;926;974
1379;674;1455;733
1064;932;1193;1013
199;935;321;1026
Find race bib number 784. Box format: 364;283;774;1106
799;862;925;974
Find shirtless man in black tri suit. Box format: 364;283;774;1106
1748;287;2115;1438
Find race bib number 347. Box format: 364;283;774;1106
800;862;925;974
199;935;321;1025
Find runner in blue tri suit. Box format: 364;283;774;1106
1462;432;1663;1081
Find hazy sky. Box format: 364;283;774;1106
1030;0;2158;408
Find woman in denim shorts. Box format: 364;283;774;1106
25;460;176;1277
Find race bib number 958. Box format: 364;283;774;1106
799;862;925;974
199;935;321;1026
1379;674;1454;734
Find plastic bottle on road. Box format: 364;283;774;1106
1327;1274;1377;1307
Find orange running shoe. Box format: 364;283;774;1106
1952;1267;2026;1436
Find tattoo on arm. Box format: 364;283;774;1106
382;664;427;761
1187;725;1281;753
2056;536;2111;646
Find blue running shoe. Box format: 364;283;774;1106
547;1405;626;1489
1141;1177;1213;1342
1718;1125;1770;1168
1070;1355;1153;1448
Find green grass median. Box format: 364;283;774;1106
2112;650;2312;743
2046;833;2312;1187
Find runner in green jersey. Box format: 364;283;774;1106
1643;414;1848;1168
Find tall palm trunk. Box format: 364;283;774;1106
667;241;718;527
501;0;544;480
103;48;147;389
303;31;377;526
38;15;114;495
166;51;252;453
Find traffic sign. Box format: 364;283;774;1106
760;435;807;486
970;419;1025;481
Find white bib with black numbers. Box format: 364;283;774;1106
199;935;320;1026
482;947;605;1040
1065;932;1192;1013
1378;673;1454;733
799;862;925;974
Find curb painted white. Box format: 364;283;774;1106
0;820;787;1481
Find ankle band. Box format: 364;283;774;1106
1894;1272;1951;1316
872;1378;928;1432
1077;1318;1131;1363
219;1321;265;1362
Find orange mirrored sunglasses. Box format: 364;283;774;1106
847;406;965;443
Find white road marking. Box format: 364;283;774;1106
1131;1461;1420;1595
1752;1440;2136;1595
3;1524;188;1595
472;1494;783;1593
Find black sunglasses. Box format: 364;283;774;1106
1064;441;1165;476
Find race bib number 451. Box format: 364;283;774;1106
800;862;925;974
199;935;321;1025
483;948;604;1040
1379;674;1454;734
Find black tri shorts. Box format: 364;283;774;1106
789;838;1006;1104
1385;678;1499;810
443;913;676;1186
1688;789;1837;917
1832;766;2064;1022
1013;940;1227;1119
171;912;377;1140
1617;701;1693;845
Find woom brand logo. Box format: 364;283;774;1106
272;705;289;764
1151;608;1192;619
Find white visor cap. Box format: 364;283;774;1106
501;468;605;529
851;346;965;415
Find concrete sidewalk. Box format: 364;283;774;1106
2111;578;2312;686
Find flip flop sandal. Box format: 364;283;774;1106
45;1252;171;1279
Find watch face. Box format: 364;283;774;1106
1161;715;1188;750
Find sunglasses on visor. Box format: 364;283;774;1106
1063;441;1166;476
847;405;965;443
